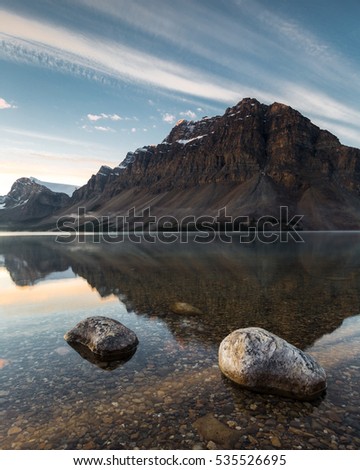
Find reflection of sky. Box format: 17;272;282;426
35;267;76;284
307;314;360;369
0;266;176;353
0;267;119;317
2;244;360;374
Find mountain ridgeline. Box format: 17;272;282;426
1;98;360;231
0;178;70;225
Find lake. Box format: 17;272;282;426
1;233;360;450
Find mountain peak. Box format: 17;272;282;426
175;118;187;126
2;97;360;231
0;176;72;223
237;97;261;107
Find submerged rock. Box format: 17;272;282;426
169;302;203;316
218;327;326;401
67;341;136;370
64;316;138;361
54;346;71;356
193;414;242;448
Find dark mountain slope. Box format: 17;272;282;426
58;98;360;231
2;98;360;230
0;178;70;229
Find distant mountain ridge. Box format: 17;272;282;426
1;97;360;231
0;177;70;225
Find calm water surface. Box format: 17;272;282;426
1;233;360;450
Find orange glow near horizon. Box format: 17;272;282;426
0;268;119;317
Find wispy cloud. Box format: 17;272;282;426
180;110;197;120
81;124;115;133
272;83;360;147
0;97;16;109
279;84;360;126
94;125;114;132
1;3;360;148
0;9;248;104
0;126;98;148
78;0;270;73
79;0;354;89
87;114;102;121
313;120;360;147
75;1;360;143
256;8;329;57
87;113;122;121
162;113;176;124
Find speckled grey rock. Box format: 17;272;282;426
64;316;138;360
219;327;326;401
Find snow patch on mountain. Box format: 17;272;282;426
30;177;78;196
177;134;208;145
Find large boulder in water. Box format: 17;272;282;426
64;316;138;361
218;327;326;401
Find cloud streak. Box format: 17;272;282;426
0;9;252;104
0;97;16;109
75;0;360;146
1;3;360;147
0;125;105;148
87;113;122;121
180;110;197;120
162;113;176;124
94;126;114;132
79;0;359;91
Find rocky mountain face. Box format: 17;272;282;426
2;98;360;230
70;165;123;205
0;177;70;229
87;98;360;195
62;98;360;230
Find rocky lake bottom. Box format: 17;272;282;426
1;233;360;450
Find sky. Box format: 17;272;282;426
0;0;360;195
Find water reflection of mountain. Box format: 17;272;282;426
2;234;360;350
0;236;70;286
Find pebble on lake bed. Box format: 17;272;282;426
193;414;242;448
218;327;327;401
169;302;203;316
